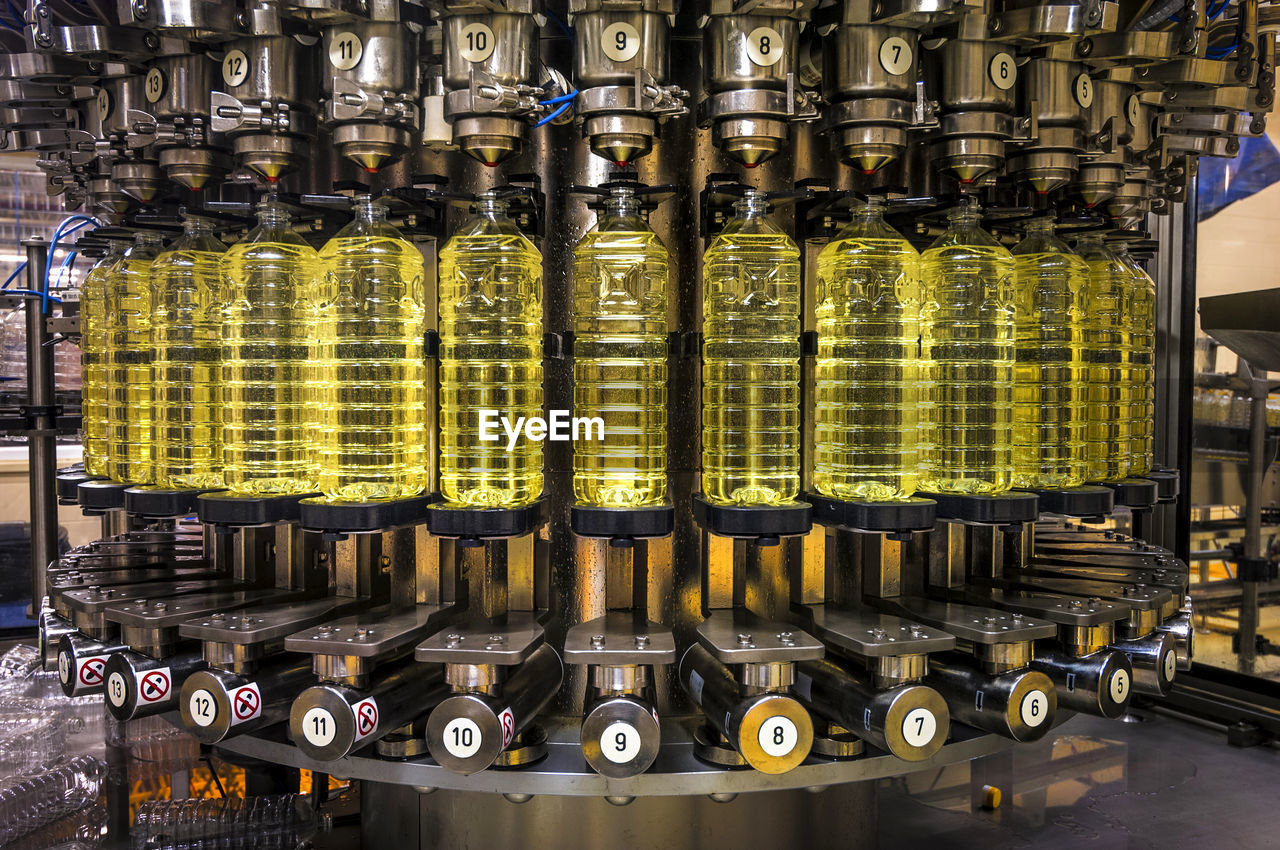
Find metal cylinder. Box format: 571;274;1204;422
1157;608;1194;671
179;656;315;744
1029;647;1133;719
38;609;76;671
103;648;205;721
290;659;449;761
678;645;814;774
219;35;315;109
56;631;127;697
925;654;1056;742
580;693;662;778
1110;630;1177;696
574;11;668;88
441;12;538;165
145;53;217;121
425;644;564;775
23;240;55;620
794;657;950;762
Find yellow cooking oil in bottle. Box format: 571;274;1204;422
813;197;921;502
438;192;544;507
701;190;801;506
221;200;320;496
107;231;164;485
315;196;427;501
572;186;668;507
1074;233;1131;483
1115;241;1155;477
1009;218;1088;490
150;217;226;490
918;203;1015;495
80;239;127;479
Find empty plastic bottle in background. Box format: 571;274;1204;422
151;216;227;490
315;196;428;501
1009;218;1088;490
221;201;320;496
813;197;922;502
131;794;329;850
1074;233;1131;482
0;755;106;846
918;203;1015;495
701;190;802;506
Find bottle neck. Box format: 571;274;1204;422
134;233;164;249
256;204;293;229
473;196;508;221
352;197;388;224
735;194;770;219
604;193;641;220
182;219;214;239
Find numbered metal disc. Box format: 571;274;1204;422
602;22;641;63
581;696;661;778
745;26;785;67
328;32;363;71
989;52;1016;90
425;693;504;775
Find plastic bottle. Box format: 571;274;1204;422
571;187;669;507
1009;218;1088;490
150;217;226;490
315;196;427;501
918;204;1015;495
1115;241;1156;477
107;232;164;485
221;201;320;496
1074;233;1131;482
80;241;126;478
813;198;921;502
701;190;801;506
437;193;544;507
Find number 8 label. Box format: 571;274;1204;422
757;715;798;757
746;26;784;67
989;52;1016;90
602;22;640;63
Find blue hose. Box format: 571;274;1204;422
535;100;572;128
2;261;26;290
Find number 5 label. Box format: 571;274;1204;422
745;26;784;67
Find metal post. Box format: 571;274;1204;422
23;238;56;618
1238;361;1268;670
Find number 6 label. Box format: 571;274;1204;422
989;52;1016;90
745;26;784;67
758;715;798;757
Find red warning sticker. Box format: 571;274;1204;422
77;655;106;688
229;683;262;725
499;706;516;749
137;667;172;704
353;697;379;742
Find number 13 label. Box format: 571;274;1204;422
745;26;784;67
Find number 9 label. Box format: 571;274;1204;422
745;26;784;67
879;36;913;76
989;52;1016;90
459;23;495;63
758;715;798;757
602;22;640;63
600;721;641;764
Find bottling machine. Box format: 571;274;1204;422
0;0;1257;846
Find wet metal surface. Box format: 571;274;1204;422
880;712;1280;849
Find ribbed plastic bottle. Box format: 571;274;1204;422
221;201;320;496
572;187;668;507
702;190;801;506
1116;241;1156;477
438;193;544;507
1074;233;1131;482
918;204;1015;495
1009;218;1088;490
813;198;921;502
150;217;226;490
107;232;164;485
80;240;127;478
315;196;427;501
